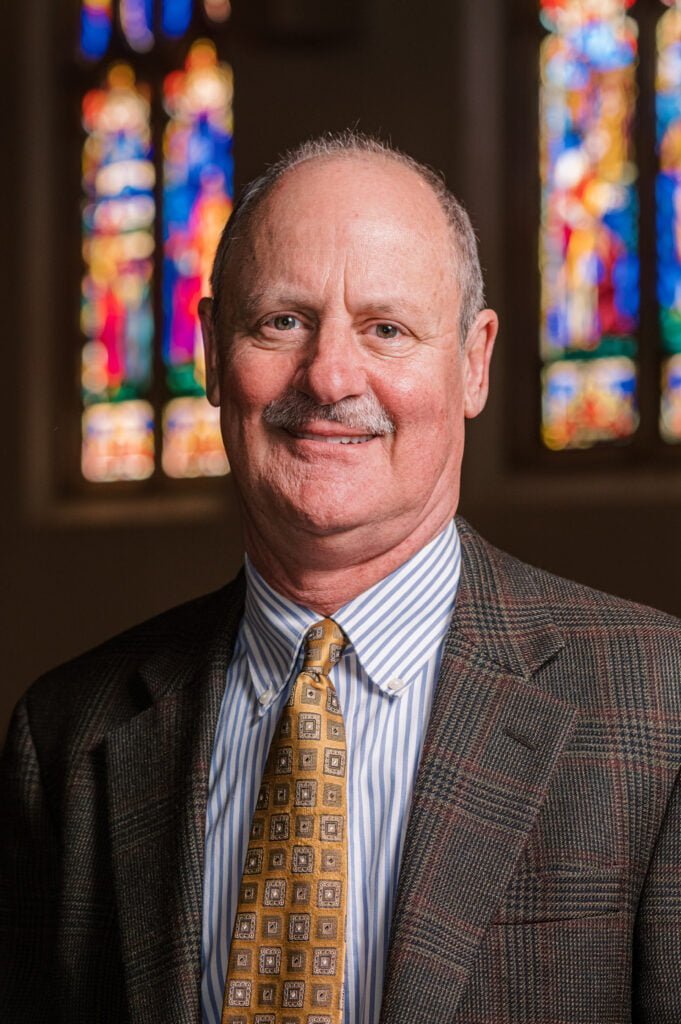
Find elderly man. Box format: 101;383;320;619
2;132;681;1024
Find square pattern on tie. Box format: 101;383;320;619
222;619;348;1024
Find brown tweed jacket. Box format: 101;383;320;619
2;518;681;1023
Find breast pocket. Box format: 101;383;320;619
492;863;629;924
493;755;630;924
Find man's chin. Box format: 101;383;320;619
263;490;379;541
286;502;367;538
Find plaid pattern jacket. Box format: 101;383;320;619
2;518;681;1023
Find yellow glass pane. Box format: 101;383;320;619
660;354;681;442
82;400;155;482
162;396;229;478
542;356;638;449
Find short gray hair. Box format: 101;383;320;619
210;129;485;343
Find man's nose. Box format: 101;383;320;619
293;321;367;405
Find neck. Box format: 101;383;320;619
243;511;455;614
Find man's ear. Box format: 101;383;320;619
462;308;498;419
199;297;221;407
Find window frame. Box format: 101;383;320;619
53;0;234;501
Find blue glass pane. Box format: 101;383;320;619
81;1;113;60
162;0;193;37
120;0;154;52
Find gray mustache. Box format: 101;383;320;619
263;390;395;435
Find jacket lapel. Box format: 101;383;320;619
380;520;577;1023
105;579;245;1024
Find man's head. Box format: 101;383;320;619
208;131;485;346
199;131;497;575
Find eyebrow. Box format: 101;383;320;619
355;300;422;321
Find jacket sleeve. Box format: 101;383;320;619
633;764;681;1023
0;698;59;1022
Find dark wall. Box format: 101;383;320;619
3;0;679;743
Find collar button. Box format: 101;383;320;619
387;677;405;693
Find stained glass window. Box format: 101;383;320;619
81;64;156;481
77;1;231;483
162;40;232;477
657;0;681;442
539;0;640;450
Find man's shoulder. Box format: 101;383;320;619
459;516;680;632
18;573;246;765
457;517;681;700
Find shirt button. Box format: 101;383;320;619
387;677;405;693
259;689;273;705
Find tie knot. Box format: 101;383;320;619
302;618;347;678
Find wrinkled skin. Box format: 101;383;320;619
200;155;497;611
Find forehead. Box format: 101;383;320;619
229;155;457;309
265;152;447;221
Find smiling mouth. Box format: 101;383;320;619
290;431;376;445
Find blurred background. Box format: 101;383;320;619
2;0;680;743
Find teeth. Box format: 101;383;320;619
295;432;374;444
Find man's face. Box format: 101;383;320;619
201;156;496;553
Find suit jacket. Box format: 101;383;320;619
2;518;681;1023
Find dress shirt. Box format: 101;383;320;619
201;520;461;1024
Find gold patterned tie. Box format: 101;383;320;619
222;617;349;1024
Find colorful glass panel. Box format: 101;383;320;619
81;64;156;478
162;0;193;37
539;0;639;448
81;0;113;60
82;400;155;481
160;39;232;477
656;2;681;440
542;355;638;449
661;354;681;441
204;0;231;22
162;397;229;476
120;0;154;52
162;39;233;393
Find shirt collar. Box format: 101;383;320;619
333;518;460;694
241;562;317;709
242;519;461;708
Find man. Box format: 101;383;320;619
2;132;680;1024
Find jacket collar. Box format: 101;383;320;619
136;574;246;702
451;516;565;677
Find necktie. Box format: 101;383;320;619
222;617;349;1024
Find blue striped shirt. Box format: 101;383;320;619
201;519;461;1024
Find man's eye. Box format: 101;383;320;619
271;315;301;331
375;323;400;339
